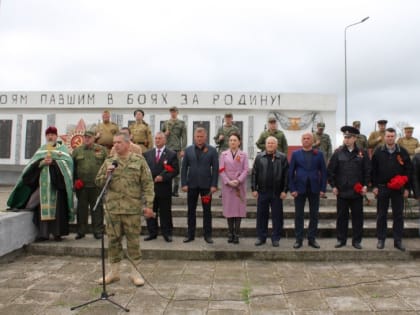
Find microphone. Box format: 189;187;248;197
111;160;118;170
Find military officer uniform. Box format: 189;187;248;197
72;131;108;239
255;116;288;154
397;126;420;159
353;121;368;150
95;110;119;150
313;122;332;162
161;106;187;196
129;109;153;153
368;119;387;150
214;112;241;153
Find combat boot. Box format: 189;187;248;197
129;261;145;286
97;262;120;284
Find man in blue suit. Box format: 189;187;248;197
289;132;327;249
181;127;219;244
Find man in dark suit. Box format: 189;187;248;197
181;127;219;244
143;132;179;242
289;132;327;249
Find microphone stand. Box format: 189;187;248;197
71;171;129;312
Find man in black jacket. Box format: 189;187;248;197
327;126;371;249
143;132;179;242
251;136;289;247
372;127;412;251
181;127;219;244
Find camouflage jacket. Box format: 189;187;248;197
72;143;107;187
255;129;288;155
95;153;154;214
162;119;187;151
214;124;240;152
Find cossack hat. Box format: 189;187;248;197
341;125;360;136
45;126;58;135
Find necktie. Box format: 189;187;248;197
156;149;161;163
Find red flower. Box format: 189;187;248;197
74;179;84;190
236;155;241;162
387;175;408;190
219;167;225;174
201;194;212;204
313;149;318;155
163;164;174;173
353;182;363;194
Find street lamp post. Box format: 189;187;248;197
344;16;369;125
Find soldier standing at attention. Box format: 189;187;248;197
95;132;155;286
312;122;332;163
162;106;187;197
95;110;119;152
368;119;387;150
214;112;240;154
129;109;153;153
256;116;288;155
353;120;368;150
397;126;419;159
72;130;108;240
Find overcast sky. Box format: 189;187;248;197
0;0;419;137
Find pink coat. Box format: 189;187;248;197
219;150;249;218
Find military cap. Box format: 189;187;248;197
377;119;388;125
404;126;414;130
341;125;360;136
84;130;95;137
317;122;325;128
267;116;276;123
352;121;361;127
103;110;110;114
45;126;58;135
169;106;178;112
134;109;144;116
224;112;233;118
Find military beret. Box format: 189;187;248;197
169;106;178;112
224;112;233;118
317;122;325;128
45;126;58;135
404;126;414;130
352;121;361;127
377;119;387;125
267;116;276;123
84;130;95;137
134;109;144;116
341;125;360;136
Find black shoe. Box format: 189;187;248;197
204;236;214;244
255;239;266;246
54;236;63;242
352;242;362;250
94;233;103;240
272;240;279;247
75;233;85;240
163;235;173;242
394;241;406;252
233;236;239;244
377;240;385;249
35;236;49;242
293;240;302;249
183;237;195;243
144;235;157;241
308;239;320;249
334;241;346;248
227;234;234;243
172;192;179;197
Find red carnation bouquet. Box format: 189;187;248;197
201;193;212;204
74;179;84;190
163;163;175;173
387;175;408;190
353;182;363;194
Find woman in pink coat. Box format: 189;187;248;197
219;133;249;243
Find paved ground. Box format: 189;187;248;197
2;253;420;314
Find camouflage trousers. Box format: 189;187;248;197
106;213;142;264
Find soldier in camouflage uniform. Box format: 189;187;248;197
72;130;107;240
353;121;368;150
95;132;155;286
397;126;420;159
368;119;387;150
162;106;187;197
214;112;240;154
256;116;288;155
313;122;332;163
110;127;142;156
95;110;119;151
129;109;153;153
